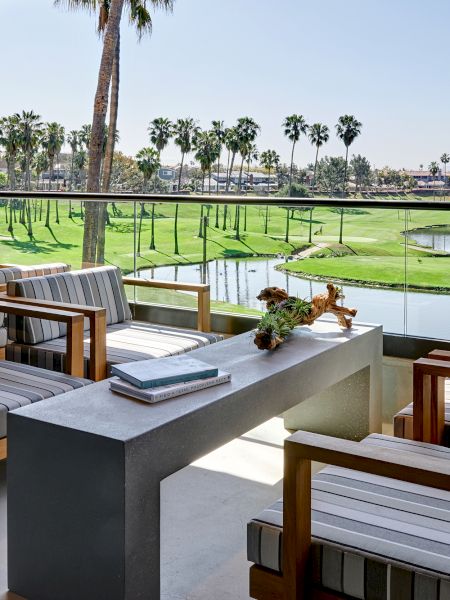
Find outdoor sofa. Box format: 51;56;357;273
248;429;450;600
0;295;93;461
3;265;222;380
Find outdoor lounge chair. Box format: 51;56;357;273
0;299;94;460
248;431;450;599
3;265;222;380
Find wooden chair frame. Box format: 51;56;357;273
122;277;211;333
250;430;450;600
0;300;85;461
0;295;107;381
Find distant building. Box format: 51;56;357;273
158;167;176;181
404;169;447;184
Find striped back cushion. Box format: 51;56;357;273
0;263;70;285
7;266;132;344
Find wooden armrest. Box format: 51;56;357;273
0;296;106;381
285;430;450;489
282;431;450;599
428;349;450;362
415;357;450;377
122;277;211;332
0;301;84;378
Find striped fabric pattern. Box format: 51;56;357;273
394;380;450;443
0;360;92;438
7;266;132;344
0;263;70;285
247;434;450;599
6;320;223;377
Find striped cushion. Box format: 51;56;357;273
0;262;70;285
7;266;132;344
6;320;223;378
0;361;91;439
248;434;450;598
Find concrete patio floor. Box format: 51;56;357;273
0;417;290;600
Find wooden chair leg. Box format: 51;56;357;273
197;288;211;332
89;312;107;381
413;360;445;444
0;438;6;461
66;318;85;378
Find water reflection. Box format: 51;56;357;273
140;256;450;340
408;226;450;252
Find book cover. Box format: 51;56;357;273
110;371;231;403
110;355;219;389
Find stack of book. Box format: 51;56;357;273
109;355;231;403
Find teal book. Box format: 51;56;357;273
110;355;219;389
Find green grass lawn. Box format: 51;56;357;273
1;199;449;302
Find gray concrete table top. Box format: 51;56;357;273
11;319;382;443
7;318;382;600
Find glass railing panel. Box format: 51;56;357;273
405;206;450;340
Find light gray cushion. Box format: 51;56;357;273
7;266;132;344
248;434;450;598
6;320;223;378
0;361;91;439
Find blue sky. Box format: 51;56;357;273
1;0;449;169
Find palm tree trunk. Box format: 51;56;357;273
55;200;60;224
174;151;185;254
149;203;155;250
313;145;320;192
83;0;124;268
26;200;32;239
308;208;314;243
226;152;236;193
339;146;349;244
198;204;204;238
222;205;228;230
288;141;296;196
137;202;144;254
216;154;220;196
8;201;13;235
235;205;240;241
45;200;51;228
177;151;184;192
97;30;121;265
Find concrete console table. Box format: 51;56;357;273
7;320;382;600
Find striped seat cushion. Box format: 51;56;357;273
7;320;223;377
0;262;70;285
0;361;92;439
7;266;132;344
248;434;450;599
394;379;450;443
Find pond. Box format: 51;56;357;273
140;256;450;340
408;226;450;251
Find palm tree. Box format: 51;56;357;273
42;122;65;228
429;161;440;199
224;126;239;194
244;143;258;231
222;126;239;230
136;147;161;251
34;152;49;192
441;153;449;200
67;130;79;191
307;123;329;242
236;117;260;193
148;117;173;156
211;120;225;228
16;110;42;192
173;118;199;253
0;115;20;191
335;115;362;244
194;131;220;238
16;111;42;238
282;114;308;196
234;117;259;238
260;150;280;235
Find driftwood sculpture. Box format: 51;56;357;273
254;283;357;350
